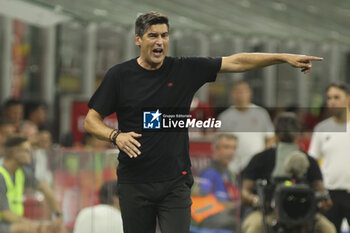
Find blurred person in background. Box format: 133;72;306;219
194;133;239;231
84;11;323;233
19;122;52;184
73;180;123;233
241;112;334;233
24;102;48;131
309;83;350;233
18;121;38;147
218;80;275;175
1;99;24;132
36;130;52;151
0;135;65;233
32;130;53;185
0;121;16;163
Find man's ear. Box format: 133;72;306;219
135;34;142;47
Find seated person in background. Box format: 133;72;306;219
0;135;65;233
19;122;52;184
241;112;335;233
32;130;53;185
24;101;48;131
194;133;239;231
0;121;16;162
18;121;38;147
73;180;123;233
1;99;24;132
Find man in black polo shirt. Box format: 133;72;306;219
84;11;323;233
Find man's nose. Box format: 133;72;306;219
156;36;164;44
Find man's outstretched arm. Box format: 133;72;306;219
220;53;323;74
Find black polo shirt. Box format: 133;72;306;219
88;56;221;183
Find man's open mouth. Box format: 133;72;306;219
152;48;163;57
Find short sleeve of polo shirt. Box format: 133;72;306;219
88;68;119;117
182;57;221;90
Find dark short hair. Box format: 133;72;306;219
3;98;23;109
24;101;47;119
326;82;350;95
4;134;28;148
274;112;301;142
135;11;169;38
98;180;118;205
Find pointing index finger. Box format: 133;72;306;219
304;56;323;61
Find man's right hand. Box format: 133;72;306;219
115;132;142;158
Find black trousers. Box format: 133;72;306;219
117;174;193;233
325;190;350;233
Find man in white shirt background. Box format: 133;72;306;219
218;80;275;175
73;180;123;233
309;82;350;233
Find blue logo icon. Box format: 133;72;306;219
143;109;162;129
